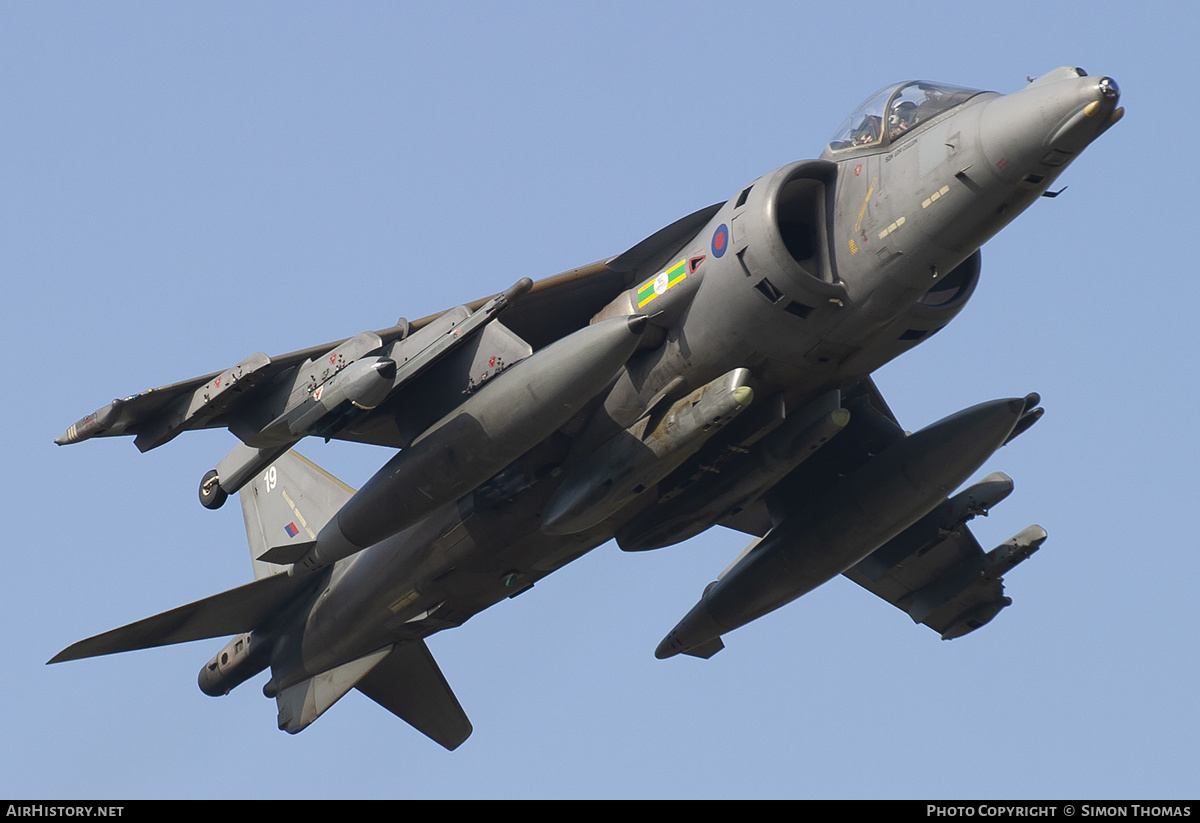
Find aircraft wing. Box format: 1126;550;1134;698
838;379;1047;639
699;377;1046;640
53;261;617;453
844;517;1046;639
55;200;724;456
54;325;413;452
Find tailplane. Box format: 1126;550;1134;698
48;572;310;664
52;449;472;748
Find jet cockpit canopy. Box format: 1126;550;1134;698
827;81;985;153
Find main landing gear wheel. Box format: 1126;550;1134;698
199;469;228;510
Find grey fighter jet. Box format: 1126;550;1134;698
51;67;1122;749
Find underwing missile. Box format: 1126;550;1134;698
199;283;534;509
198;356;398;509
260;315;648;573
257;356;398;445
982;523;1047;576
656;397;1027;659
541;368;755;535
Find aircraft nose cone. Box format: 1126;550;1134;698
978;70;1121;175
1046;73;1123;156
1097;75;1119;101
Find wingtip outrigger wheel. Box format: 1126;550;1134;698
199;469;228;510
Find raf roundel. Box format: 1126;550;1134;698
711;223;729;258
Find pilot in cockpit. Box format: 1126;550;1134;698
853;115;882;146
827;80;985;154
888;100;918;137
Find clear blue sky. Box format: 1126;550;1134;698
5;1;1194;799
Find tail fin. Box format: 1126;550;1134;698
240;450;356;579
